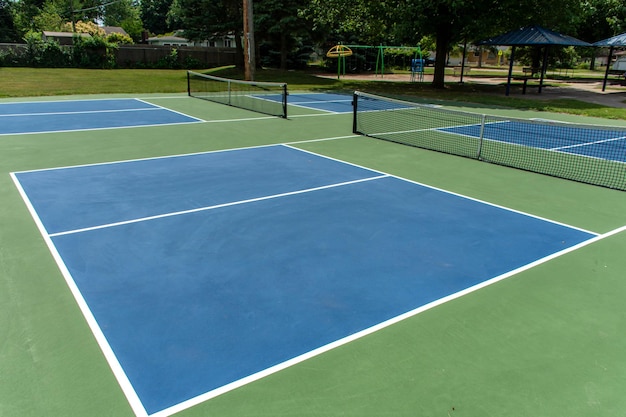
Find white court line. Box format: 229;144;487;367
13;137;358;175
136;98;204;122
0;107;162;117
16;139;599;237
283;144;599;236
48;174;389;237
0;98;205;135
156;144;626;417
289;111;350;117
0;120;204;137
13;140;622;417
287;101;346;114
291;99;352;104
10;172;150;417
0;95;349;134
153;222;626;417
551;135;626;151
0;97;156;105
286;134;360;143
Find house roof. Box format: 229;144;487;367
147;36;189;42
42;31;90;38
593;32;626;47
477;25;591;47
102;26;129;37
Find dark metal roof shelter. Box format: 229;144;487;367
593;33;626;91
478;25;591;95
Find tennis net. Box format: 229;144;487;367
353;91;626;191
187;71;288;118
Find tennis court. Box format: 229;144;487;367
0;99;201;135
353;91;626;190
3;90;626;417
439;121;626;162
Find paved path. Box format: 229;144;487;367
316;72;626;108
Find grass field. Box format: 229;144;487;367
2;66;626;120
2;71;626;417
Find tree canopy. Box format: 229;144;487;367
3;0;626;84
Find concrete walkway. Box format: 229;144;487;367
316;71;626;108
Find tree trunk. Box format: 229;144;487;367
432;23;452;89
280;31;288;71
234;31;244;70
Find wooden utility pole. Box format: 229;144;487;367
243;0;255;81
70;0;76;32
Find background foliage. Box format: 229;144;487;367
0;0;625;81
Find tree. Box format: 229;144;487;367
0;0;20;41
392;0;588;88
13;0;47;34
141;0;174;35
578;0;626;40
255;0;309;70
302;0;394;46
100;0;143;41
170;0;243;66
170;0;240;40
32;0;67;31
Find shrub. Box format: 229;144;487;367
22;31;71;67
107;32;134;45
156;48;180;69
72;34;117;68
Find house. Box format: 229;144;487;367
196;34;235;48
42;27;128;45
147;31;236;48
466;46;509;66
42;31;90;45
102;26;129;38
147;35;190;47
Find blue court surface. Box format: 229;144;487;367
13;145;596;416
255;92;355;113
0;98;201;135
264;92;411;114
288;93;354;113
440;121;626;162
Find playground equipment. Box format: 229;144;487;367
326;44;354;79
326;44;423;81
410;58;425;82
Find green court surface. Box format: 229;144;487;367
2;93;626;417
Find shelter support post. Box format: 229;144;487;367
538;46;549;93
602;46;614;92
460;39;468;84
506;46;516;96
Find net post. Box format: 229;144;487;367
227;80;231;106
186;71;191;96
352;91;359;134
282;83;288;118
477;114;486;160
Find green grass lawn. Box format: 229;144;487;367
1;66;626;120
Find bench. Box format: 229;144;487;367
522;67;539;77
512;76;534;94
453;66;470;76
608;69;626;78
514;67;541;94
550;67;573;78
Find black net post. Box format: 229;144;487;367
282;83;288;119
352;92;359;134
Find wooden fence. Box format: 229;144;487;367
0;43;238;68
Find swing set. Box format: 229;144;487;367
326;44;424;81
